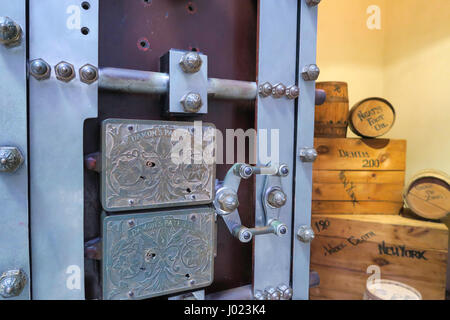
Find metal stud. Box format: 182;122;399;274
0;16;22;47
217;192;239;213
267;188;287;209
55;61;75;82
0;147;24;173
29;59;51;80
272;83;286;98
306;0;321;7
79;64;98;84
299;147;318;162
264;287;281;300
286;85;300;99
258;82;273;97
180;92;203;113
301;64;320;81
179;51;203;74
277;284;293;300
297;225;315;243
0;269;27;298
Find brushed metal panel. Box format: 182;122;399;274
101;119;216;212
102;207;215;300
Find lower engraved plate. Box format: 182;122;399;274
102;207;215;300
101;119;216;212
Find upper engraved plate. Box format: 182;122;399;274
101;119;216;212
102;207;215;300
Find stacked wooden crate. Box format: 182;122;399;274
310;83;448;300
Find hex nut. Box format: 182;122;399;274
301;64;320;81
306;0;321;7
79;64;98;84
29;59;51;80
272;83;287;98
258;82;273;97
299;147;318;162
297;225;315;243
286;85;300;99
55;61;75;82
267;188;287;208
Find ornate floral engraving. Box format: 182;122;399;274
101;119;216;211
102;208;215;300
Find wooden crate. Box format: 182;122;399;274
310;214;448;300
313;138;406;215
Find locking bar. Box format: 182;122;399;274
99;67;258;101
214;163;289;243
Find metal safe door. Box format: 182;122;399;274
23;0;318;300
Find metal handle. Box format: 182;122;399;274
214;163;289;243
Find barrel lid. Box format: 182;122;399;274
349;97;395;138
366;280;422;300
403;169;450;220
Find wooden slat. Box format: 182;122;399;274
310;265;446;300
313;170;405;184
312;183;403;201
312;215;448;250
310;214;448;300
313;138;406;171
312;201;403;215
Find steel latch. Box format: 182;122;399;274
214;163;289;243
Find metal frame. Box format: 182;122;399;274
29;0;99;299
292;0;319;300
0;0;30;300
253;0;298;297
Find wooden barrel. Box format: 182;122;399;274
314;82;349;138
364;280;422;300
349;97;396;138
403;170;450;220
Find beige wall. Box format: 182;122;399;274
317;0;450;292
317;0;450;182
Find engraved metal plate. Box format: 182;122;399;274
102;207;215;300
101;119;216;212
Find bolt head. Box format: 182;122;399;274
30;59;51;80
278;164;289;177
267;189;287;208
277;285;293;300
179;51;203;73
55;61;75;82
0;269;27;298
259;82;273;97
181;92;203;113
79;64;98;84
272;83;287;98
300;148;318;162
218;192;239;213
237;164;253;179
254;290;266;300
0;16;22;46
306;0;322;7
297;225;315;243
265;287;281;300
286;85;300;99
0;147;24;173
302;64;320;81
237;228;253;243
